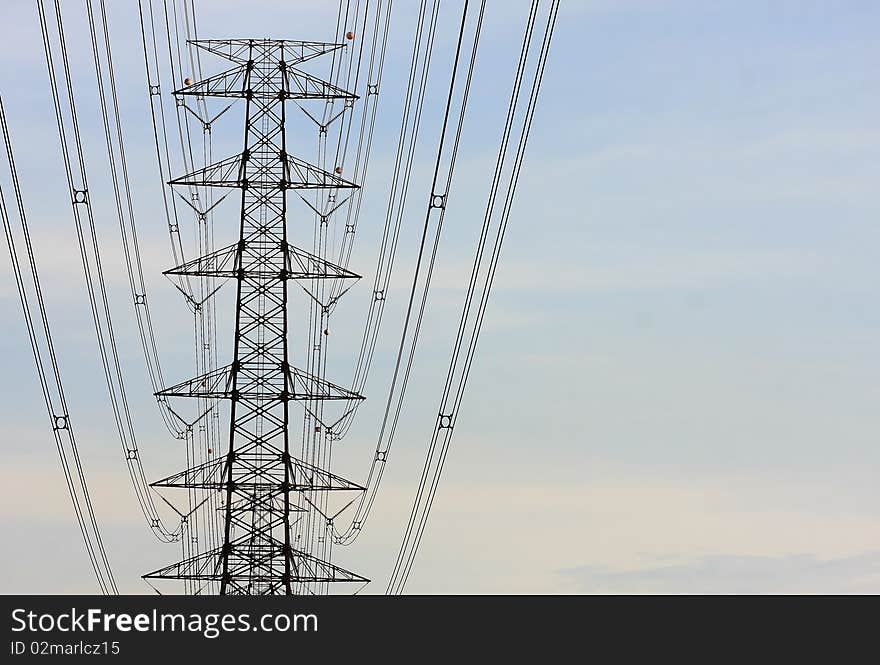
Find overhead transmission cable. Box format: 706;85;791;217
386;0;560;594
184;0;224;594
0;97;117;595
137;0;228;590
36;0;180;543
96;0;212;577
327;0;394;301
136;0;197;312
332;0;438;442
136;0;207;593
169;0;223;592
313;0;389;586
294;0;365;592
83;0;185;441
334;0;479;546
144;0;227;592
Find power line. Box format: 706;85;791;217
387;0;560;594
332;0;437;443
0;96;117;594
335;0;479;546
84;0;186;441
11;0;558;595
37;0;181;544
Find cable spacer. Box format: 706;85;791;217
430;193;446;209
175;96;185;107
439;413;453;429
151;518;160;528
376;450;387;463
134;293;146;306
52;414;69;431
126;449;138;460
367;83;379;96
374;289;385;302
149;84;160;96
353;521;362;531
72;189;88;205
345;223;355;234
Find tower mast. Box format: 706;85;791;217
144;38;366;595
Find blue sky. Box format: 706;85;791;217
1;0;880;593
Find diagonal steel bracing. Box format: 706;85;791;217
144;39;366;595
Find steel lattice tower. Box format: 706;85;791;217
143;39;367;595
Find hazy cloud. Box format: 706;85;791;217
560;551;880;594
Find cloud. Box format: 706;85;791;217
560;551;880;594
428;247;825;295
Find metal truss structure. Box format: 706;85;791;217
143;39;367;595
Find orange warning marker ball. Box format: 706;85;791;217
208;448;213;454
334;166;343;174
323;328;330;336
184;77;193;85
346;31;355;40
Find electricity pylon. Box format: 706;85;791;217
143;39;367;595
